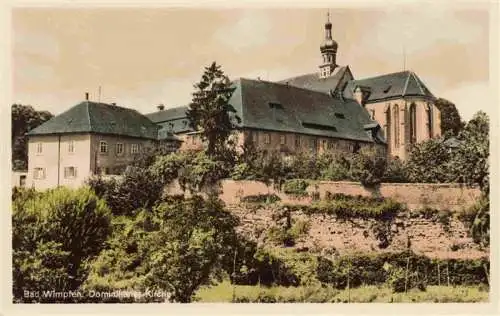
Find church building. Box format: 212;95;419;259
147;13;441;160
25;13;441;189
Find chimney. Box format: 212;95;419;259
85;92;89;101
157;104;165;111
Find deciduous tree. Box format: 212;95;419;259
11;104;53;170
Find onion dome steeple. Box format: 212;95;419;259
319;11;338;78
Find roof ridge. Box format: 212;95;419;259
402;71;412;96
411;71;426;95
355;70;410;82
85;101;93;131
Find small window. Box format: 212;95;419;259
64;166;77;179
280;134;286;145
34;168;45;180
36;142;43;154
264;133;271;144
68;140;75;153
131;144;139;154
19;175;26;187
191;135;196;145
371;110;375;120
334;113;345;119
295;135;301;147
99;141;108;153
252;131;258;143
116;143;124;155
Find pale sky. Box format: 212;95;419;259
11;4;493;121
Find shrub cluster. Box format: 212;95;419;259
316;251;489;292
284;194;404;221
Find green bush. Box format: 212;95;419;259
316;251;489;290
87;166;164;216
12;187;112;302
240;194;281;204
285;195;404;221
283;179;309;196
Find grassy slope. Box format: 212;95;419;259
195;281;489;303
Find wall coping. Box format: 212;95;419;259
221;179;478;190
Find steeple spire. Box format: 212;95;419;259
319;10;338;78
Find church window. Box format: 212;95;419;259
385;105;391;144
393;104;400;146
427;104;433;138
409;103;417;144
371;109;375;120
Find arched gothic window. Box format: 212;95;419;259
393;104;400;146
409;103;417;144
384;105;391;144
426;104;433;138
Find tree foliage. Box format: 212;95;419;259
405;138;453;183
11;104;53;170
450;111;489;194
434;98;465;137
348;147;387;187
83;195;239;303
186;62;239;158
12;187;112;302
87;166;164;216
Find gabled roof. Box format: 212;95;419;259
343;70;435;103
277;66;351;95
28;101;159;139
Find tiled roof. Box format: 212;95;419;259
146;106;194;134
150;78;385;144
343;70;435;103
28;101;159;139
145;106;189;123
232;78;384;143
277;66;350;94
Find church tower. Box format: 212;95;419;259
319;12;338;79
